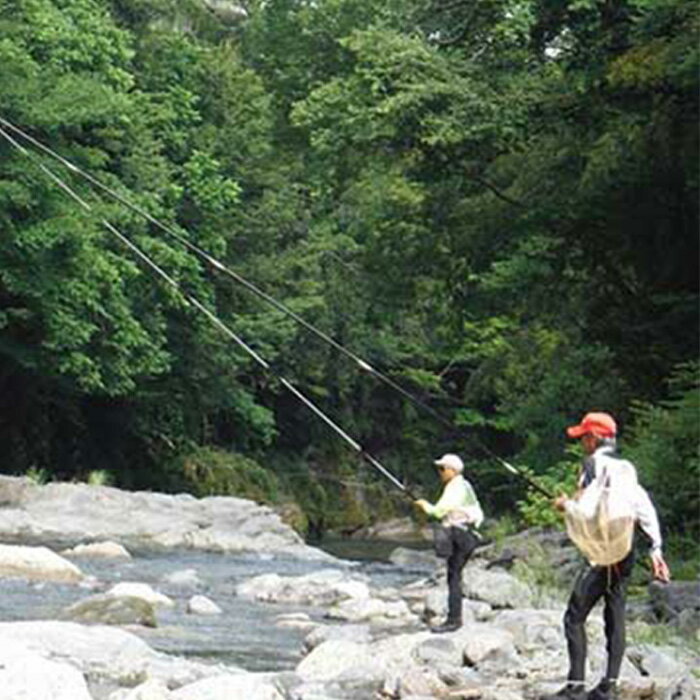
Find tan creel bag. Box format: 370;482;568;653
564;462;636;567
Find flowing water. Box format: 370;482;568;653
0;539;430;672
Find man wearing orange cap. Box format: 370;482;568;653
542;412;670;700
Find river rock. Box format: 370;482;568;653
384;666;450;697
107;582;175;608
0;621;237;690
108;679;172;699
648;580;700;632
448;623;517;666
302;623;372;654
0;475;330;560
325;596;413;623
236;569;369;606
187;595;222;615
171;673;284;700
0;543;83;582
421;588;481;626
296;639;386;683
61;593;158;627
62;541;132;559
462;565;534;609
412;636;464;667
0;643;92;700
491;608;564;652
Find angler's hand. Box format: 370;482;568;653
553;494;568;512
414;499;429;513
651;550;671;583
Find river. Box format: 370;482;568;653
0;538;430;672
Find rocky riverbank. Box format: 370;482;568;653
0;476;697;700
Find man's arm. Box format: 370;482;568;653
634;481;671;582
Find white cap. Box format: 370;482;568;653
434;453;464;473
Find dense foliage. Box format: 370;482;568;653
0;0;697;547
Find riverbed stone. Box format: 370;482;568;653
0;621;237;690
236;568;369;606
412;636;463;667
462;565;534;609
171;673;284;700
186;595;222;615
0;644;93;700
107;582;175;608
296;640;379;682
648;580;700;633
455;623;517;666
325;595;413;623
491;608;564;652
302;623;372;653
62;541;132;559
0;543;83;582
61;593;158;627
108;679;173;699
627;644;689;679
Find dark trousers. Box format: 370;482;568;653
446;528;478;623
564;551;634;683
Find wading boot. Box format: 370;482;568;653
586;679;619;700
430;618;461;634
539;683;586;700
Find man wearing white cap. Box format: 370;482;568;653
415;453;484;632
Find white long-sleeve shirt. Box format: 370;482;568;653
573;446;663;553
423;474;484;528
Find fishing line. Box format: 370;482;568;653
0;116;551;498
0;123;417;501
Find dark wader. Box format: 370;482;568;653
445;526;479;624
564;549;635;684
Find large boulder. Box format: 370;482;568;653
0;475;330;559
0;543;83;582
0;644;92;700
0;621;238;690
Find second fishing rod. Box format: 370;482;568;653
0;122;417;503
0;116;554;500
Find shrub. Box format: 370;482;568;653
171;446;280;503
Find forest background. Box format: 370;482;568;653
0;0;697;573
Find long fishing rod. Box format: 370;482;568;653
0;124;418;503
0;116;552;499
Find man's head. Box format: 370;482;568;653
434;453;463;482
566;412;617;454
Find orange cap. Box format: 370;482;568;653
566;412;617;439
